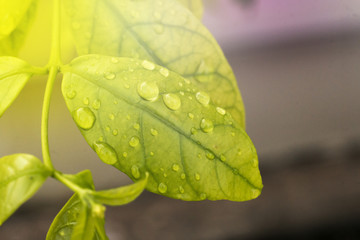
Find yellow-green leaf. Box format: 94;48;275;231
0;0;38;56
46;195;108;240
176;0;204;19
61;55;262;202
0;57;33;117
0;154;50;225
64;0;246;127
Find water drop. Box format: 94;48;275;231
163;93;181;110
109;113;115;120
142;60;155;70
93;142;118;165
129;136;140;147
180;91;185;96
150;128;158;136
158;182;168;193
216;107;226;115
179;186;185;194
200;118;214;133
172;164;180;172
131;165;141;179
180;173;186;180
178;82;183;87
231;132;236;137
105;126;110;132
92;99;101;110
137;81;159;101
159;68;169;77
124;83;130;89
206;151;215;160
191;128;197;135
113;100;118;105
66;90;77;99
112;129;118;136
200;193;207;200
233;169;239;175
188;113;194;119
195;173;201;181
220;154;226;162
73;107;96;130
104;72;116;80
133;123;140;130
251;158;258;168
83;97;89;105
98;136;104;142
163;173;167;177
195;91;210;106
150;152;154;156
123;152;128;158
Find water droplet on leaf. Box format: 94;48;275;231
129;136;140;147
104;72;116;80
163;93;181;110
216;107;226;115
200;118;214;133
172;164;180;172
206;152;215;160
159;67;169;77
131;165;141;179
150;128;158;136
137;81;159;101
92;99;101;110
93;142;118;165
158;182;168;193
195;173;201;181
142;60;155;70
73;107;96;130
196;91;210;106
66;90;77;99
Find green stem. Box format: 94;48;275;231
41;0;62;171
54;171;87;194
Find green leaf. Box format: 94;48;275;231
0;0;38;56
92;172;148;206
46;195;108;240
0;154;50;225
176;0;204;19
61;55;263;202
62;169;95;190
64;0;245;127
0;57;33;117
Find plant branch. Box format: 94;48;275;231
41;0;62;171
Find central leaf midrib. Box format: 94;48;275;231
67;70;259;190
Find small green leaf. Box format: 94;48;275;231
0;154;50;225
0;57;33;117
176;0;204;19
62;169;95;190
61;55;262;202
64;0;245;127
46;195;108;240
92;172;148;206
0;0;38;56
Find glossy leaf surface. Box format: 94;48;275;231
62;55;262;201
0;154;50;225
0;57;33;117
64;0;245;127
0;0;37;56
176;0;203;19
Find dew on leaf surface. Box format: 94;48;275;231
92;99;101;110
200;118;214;133
131;165;141;179
93;142;118;165
158;182;168;193
195;91;210;106
163;93;181;110
137;81;159;101
129;136;140;147
159;67;169;77
73;107;95;130
141;60;155;70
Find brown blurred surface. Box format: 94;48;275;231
0;139;359;240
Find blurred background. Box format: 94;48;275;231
1;0;360;239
